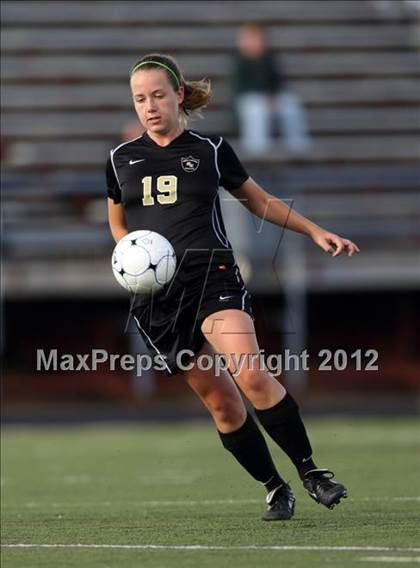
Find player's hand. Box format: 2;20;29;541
311;229;360;257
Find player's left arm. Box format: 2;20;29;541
231;177;360;257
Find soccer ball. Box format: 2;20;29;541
112;230;176;295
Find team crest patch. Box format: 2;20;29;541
181;156;200;173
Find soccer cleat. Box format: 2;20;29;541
262;482;295;521
303;468;347;509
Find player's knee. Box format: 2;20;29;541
210;399;246;429
235;368;269;396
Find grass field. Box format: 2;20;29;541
1;417;419;567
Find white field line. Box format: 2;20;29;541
18;499;261;508
2;545;420;553
368;497;420;502
360;558;420;563
8;496;420;509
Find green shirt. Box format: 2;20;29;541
232;52;284;95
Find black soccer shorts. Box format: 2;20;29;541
131;261;254;376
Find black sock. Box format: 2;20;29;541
255;392;317;480
218;413;286;493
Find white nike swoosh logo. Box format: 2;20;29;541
129;159;145;165
219;295;234;301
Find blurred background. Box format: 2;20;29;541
2;0;419;423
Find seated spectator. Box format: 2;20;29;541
232;23;312;157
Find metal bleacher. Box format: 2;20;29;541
2;0;420;297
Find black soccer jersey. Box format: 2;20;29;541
106;129;249;269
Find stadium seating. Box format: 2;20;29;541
2;0;420;296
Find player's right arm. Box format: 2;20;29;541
107;199;128;243
106;155;128;243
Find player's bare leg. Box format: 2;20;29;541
181;340;294;520
201;309;285;410
181;340;246;433
201;309;347;510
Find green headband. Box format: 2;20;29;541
130;61;181;88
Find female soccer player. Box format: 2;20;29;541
107;53;360;521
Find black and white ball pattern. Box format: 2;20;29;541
112;230;176;294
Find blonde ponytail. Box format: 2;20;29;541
181;78;212;120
